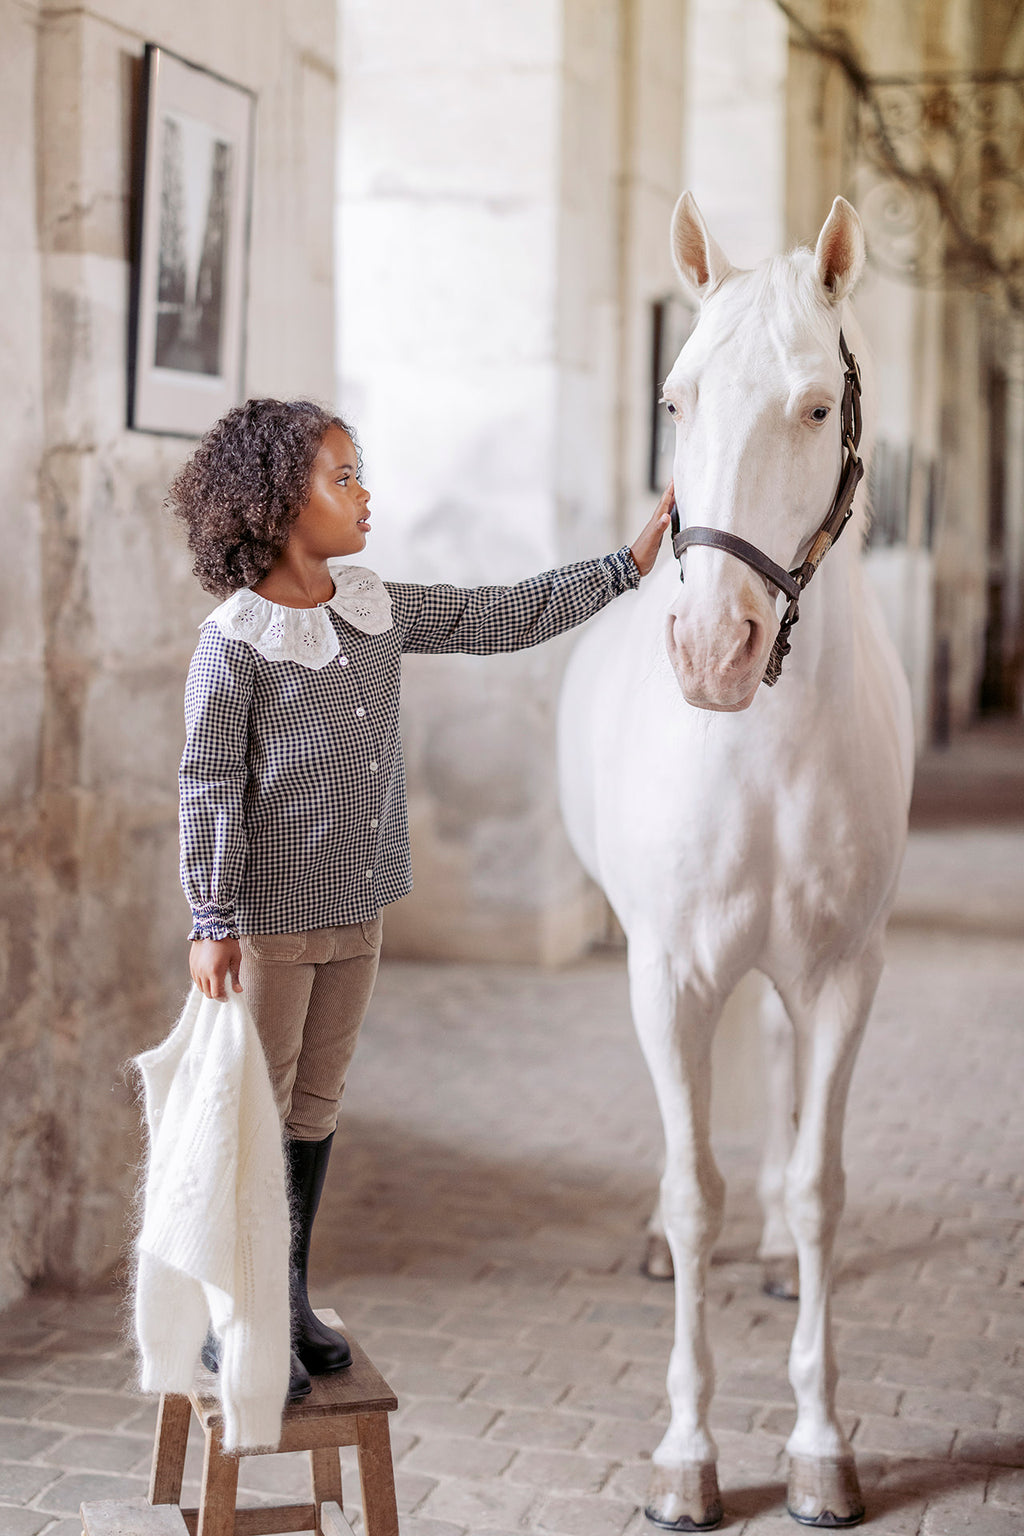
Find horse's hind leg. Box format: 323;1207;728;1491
644;1194;675;1281
628;934;726;1532
777;948;883;1528
758;983;799;1300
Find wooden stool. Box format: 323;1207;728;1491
84;1314;399;1536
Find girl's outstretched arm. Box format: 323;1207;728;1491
390;486;673;658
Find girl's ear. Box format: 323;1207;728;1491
814;196;866;302
670;191;733;298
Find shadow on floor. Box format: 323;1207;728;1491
313;1108;666;1284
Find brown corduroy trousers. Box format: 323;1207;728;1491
239;915;383;1141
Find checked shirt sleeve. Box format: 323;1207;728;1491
389;545;640;655
179;626;254;941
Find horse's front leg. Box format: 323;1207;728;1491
758;982;799;1300
628;933;726;1532
777;947;883;1528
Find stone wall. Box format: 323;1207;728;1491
0;0;337;1306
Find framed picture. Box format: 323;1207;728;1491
648;294;696;491
129;45;256;436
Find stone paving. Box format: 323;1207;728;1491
1;729;1022;1536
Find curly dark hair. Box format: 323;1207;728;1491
169;398;360;595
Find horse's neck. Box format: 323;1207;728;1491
780;537;864;700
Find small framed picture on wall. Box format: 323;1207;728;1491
129;45;256;437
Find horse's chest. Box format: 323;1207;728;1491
604;719;898;943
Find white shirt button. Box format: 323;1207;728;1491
338;655;349;667
365;870;373;880
355;707;366;718
369;761;379;773
369;818;379;829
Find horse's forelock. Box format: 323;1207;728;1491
756;252;841;356
691;251;839;367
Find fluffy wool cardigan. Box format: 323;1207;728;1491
133;982;290;1451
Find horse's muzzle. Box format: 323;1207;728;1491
665;606;773;711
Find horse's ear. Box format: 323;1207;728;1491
814;197;866;302
670;192;732;297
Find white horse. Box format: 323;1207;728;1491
558;194;913;1530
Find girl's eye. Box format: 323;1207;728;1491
338;475;350;486
810;406;830;424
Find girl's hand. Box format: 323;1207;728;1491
190;937;243;999
629;482;674;577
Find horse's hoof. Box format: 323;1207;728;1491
645;1462;723;1530
643;1232;675;1281
786;1455;864;1527
762;1255;800;1300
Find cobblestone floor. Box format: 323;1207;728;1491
1;729;1022;1536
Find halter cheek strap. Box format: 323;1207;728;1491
670;330;864;686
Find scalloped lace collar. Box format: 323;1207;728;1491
205;562;393;670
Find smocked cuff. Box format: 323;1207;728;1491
604;545;643;594
188;909;239;942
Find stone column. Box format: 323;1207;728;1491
685;0;787;264
0;0;49;1308
336;0;687;962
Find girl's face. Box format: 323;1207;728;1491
288;426;371;560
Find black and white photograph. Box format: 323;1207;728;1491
129;46;254;435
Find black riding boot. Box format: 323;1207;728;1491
200;1330;312;1401
286;1133;352;1373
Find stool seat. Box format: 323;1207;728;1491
185;1328;397;1446
84;1313;399;1536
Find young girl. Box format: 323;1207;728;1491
172;397;671;1398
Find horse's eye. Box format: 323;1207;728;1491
810;406;830;423
663;401;677;416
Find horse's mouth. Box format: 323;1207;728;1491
680;678;762;713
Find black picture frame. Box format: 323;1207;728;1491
128;45;256;437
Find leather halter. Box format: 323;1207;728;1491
669;331;864;686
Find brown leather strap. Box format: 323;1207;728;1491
673;525;802;602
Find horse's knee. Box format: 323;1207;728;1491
661;1166;726;1253
784;1166;845;1246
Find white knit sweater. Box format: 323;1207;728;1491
133;983;290;1451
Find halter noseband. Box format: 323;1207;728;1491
669;330;864;686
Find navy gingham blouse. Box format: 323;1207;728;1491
180;548;640;939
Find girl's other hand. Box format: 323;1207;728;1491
629;482;674;577
190;937;243;999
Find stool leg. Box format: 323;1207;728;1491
150;1393;193;1504
355;1412;399;1536
197;1422;240;1536
311;1445;344;1524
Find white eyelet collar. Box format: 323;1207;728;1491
204;562;393;670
